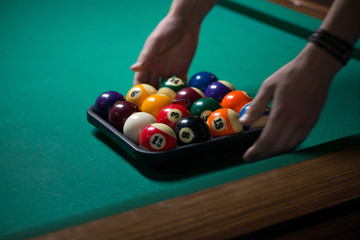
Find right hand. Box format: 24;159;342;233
131;15;200;88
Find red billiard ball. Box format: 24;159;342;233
157;104;191;129
207;108;243;137
221;90;252;113
94;91;125;120
108;101;140;132
123;112;157;144
174;87;205;110
174;116;211;145
204;80;235;102
139;123;177;151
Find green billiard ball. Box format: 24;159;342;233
158;77;187;100
190;97;222;122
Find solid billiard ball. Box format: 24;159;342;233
108;101;140;132
207;108;243;137
123;112;157;144
94;91;125;120
126;84;157;109
139;123;177;151
174;87;205;110
157;77;187;100
204;80;235;102
174;116;211;145
188;71;218;92
141;94;173;118
221;90;252;113
190;97;222;122
239;102;270;130
157;104;191;129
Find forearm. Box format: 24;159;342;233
168;0;218;27
320;0;360;45
296;0;360;77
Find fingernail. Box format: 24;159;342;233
130;62;141;70
240;113;249;123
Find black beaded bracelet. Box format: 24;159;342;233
308;28;353;65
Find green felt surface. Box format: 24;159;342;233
221;0;360;58
1;0;360;239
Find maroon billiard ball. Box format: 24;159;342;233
108;101;140;132
174;87;204;110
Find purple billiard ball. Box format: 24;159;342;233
204;80;235;102
174;87;205;110
108;101;140;132
94;91;125;120
188;72;218;92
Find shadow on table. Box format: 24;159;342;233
93;128;360;181
93;129;251;181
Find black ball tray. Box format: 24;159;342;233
87;105;262;165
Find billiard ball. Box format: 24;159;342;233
126;84;157;108
157;77;187;100
94;91;125;120
141;94;173;118
157;104;191;129
174;87;205;110
188;71;218;92
108;101;140;132
139;123;177;151
190;97;222;122
174;116;211;145
239;102;270;130
221;90;252;113
123;112;157;144
204;80;235;102
207;108;243;137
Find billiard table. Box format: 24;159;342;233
1;0;359;239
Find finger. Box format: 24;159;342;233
133;70;149;86
242;110;286;161
240;83;274;126
149;71;162;89
131;34;166;72
244;115;311;162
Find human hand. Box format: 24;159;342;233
240;43;343;161
131;15;200;88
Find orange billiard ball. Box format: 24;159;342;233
126;84;157;109
221;90;252;113
207;108;243;137
141;94;172;118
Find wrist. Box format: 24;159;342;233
295;43;343;79
167;0;217;27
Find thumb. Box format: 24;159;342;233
240;84;273;126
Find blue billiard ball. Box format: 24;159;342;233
239;102;270;130
94;91;125;120
204;80;235;102
188;71;218;92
